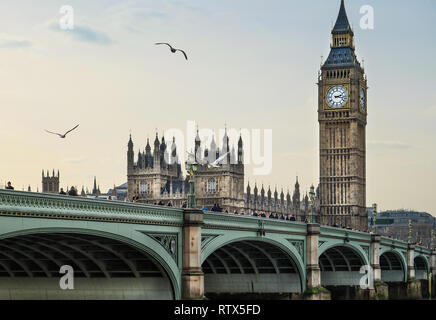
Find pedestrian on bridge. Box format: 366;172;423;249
68;187;78;196
5;181;14;190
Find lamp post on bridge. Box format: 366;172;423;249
372;203;378;234
309;184;315;224
185;160;198;209
408;219;413;244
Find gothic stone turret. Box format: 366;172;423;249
42;169;60;194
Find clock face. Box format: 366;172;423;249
326;86;348;108
360;88;365;110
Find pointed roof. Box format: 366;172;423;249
128;134;133;147
195;129;201;142
171;136;177;157
154;132;160;147
210;135;216;151
222;125;229;150
332;0;352;34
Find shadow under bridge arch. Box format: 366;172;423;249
201;240;303;297
380;251;406;282
414;255;429;280
319;245;367;287
0;232;176;300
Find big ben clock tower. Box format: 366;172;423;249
318;0;368;231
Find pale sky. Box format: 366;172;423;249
0;0;435;215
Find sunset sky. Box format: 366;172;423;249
0;0;435;215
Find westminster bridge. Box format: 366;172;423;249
0;189;434;300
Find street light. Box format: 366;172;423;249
408;219;413;244
185;161;198;209
308;184;315;224
372;203;377;234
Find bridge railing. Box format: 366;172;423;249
203;210;308;234
318;225;372;246
0;189;183;225
380;235;431;253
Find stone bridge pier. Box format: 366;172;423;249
181;209;204;299
304;224;327;299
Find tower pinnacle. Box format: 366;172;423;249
332;0;352;34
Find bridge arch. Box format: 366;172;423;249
414;254;429;280
379;248;407;283
0;226;181;299
318;242;369;287
201;234;305;295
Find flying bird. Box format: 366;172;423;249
186;151;207;165
45;124;79;139
208;152;229;168
155;43;188;60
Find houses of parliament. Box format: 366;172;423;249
127;131;318;222
127;0;368;231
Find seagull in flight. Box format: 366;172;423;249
186;151;207;165
45;124;79;139
155;43;188;60
208;152;229;168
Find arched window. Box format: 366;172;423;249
140;182;149;194
207;179;217;194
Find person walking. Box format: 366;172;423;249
5;181;14;190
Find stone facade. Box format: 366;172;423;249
318;0;368;231
127;131;245;212
244;180;320;222
127;132;319;219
